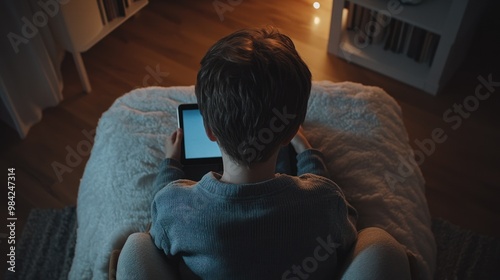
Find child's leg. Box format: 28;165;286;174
116;232;180;280
338;227;411;280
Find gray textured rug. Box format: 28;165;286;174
4;207;500;279
432;219;500;280
4;207;77;280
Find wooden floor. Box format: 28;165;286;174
1;0;499;256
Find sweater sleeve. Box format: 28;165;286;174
296;149;330;178
153;158;185;194
150;198;165;250
337;193;359;259
149;192;178;257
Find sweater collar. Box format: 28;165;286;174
197;172;294;199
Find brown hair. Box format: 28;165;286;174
195;27;311;164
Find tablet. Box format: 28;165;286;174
177;104;222;165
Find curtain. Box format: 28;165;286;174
0;0;65;139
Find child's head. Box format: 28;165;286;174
195;27;311;165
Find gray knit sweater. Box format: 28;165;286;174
150;149;357;280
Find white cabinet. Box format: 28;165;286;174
54;0;148;92
328;0;488;95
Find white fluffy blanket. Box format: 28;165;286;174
69;81;436;279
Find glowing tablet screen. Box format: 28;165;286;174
181;108;222;160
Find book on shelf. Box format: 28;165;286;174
346;1;355;30
406;26;425;59
419;33;440;65
389;20;402;52
359;6;371;33
357;7;372;45
383;19;395;51
353;4;364;31
97;0;106;25
403;25;414;54
427;34;439;66
418;32;432;63
344;1;440;67
117;0;127;17
102;0;112;22
395;22;408;53
99;0;130;23
372;12;389;44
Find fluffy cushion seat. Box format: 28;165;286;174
69;81;436;280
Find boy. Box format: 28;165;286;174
149;27;357;279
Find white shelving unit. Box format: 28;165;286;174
54;0;148;93
328;0;488;95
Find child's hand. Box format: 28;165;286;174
290;126;312;154
165;128;183;160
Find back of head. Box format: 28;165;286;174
195;27;312;165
